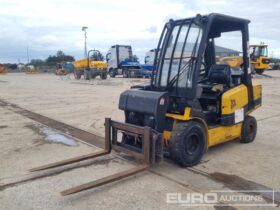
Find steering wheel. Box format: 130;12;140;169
198;61;207;83
200;61;206;73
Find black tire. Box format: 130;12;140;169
123;70;128;78
100;72;107;80
84;70;90;80
255;69;264;74
73;69;81;80
109;69;116;78
170;121;206;167
130;70;136;78
240;116;257;143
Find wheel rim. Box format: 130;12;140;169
185;134;199;155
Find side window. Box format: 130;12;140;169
254;47;260;57
214;31;243;70
261;47;268;57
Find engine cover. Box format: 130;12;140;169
119;89;169;132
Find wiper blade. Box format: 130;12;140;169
165;57;196;90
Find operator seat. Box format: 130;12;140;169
200;64;232;92
199;64;232;125
208;64;232;88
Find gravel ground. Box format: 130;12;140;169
0;72;279;210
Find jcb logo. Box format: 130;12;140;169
230;100;236;109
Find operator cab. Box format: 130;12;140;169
151;14;251;126
119;13;259;167
250;44;268;61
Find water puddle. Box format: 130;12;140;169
39;127;78;146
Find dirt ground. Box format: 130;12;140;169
0;72;279;210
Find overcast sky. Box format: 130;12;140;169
0;0;279;63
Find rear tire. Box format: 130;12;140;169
100;72;107;80
170;121;206;167
84;70;90;80
240;116;257;143
73;69;81;80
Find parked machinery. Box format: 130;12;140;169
55;62;74;75
31;13;262;196
55;63;67;75
0;64;6;74
250;43;270;74
73;50;107;80
139;49;158;78
25;65;40;74
144;49;157;65
106;45;141;78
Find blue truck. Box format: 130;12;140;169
106;45;141;78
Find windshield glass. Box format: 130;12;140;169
253;46;268;57
157;22;203;89
260;46;268;56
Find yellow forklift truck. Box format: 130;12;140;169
30;13;262;195
250;43;270;74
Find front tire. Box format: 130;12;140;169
109;69;116;78
240;116;257;143
130;70;136;78
170;121;206;167
123;70;128;78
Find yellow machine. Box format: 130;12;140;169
113;14;262;167
0;64;6;74
73;59;107;69
73;50;108;80
250;43;270;74
31;14;262;196
217;56;243;69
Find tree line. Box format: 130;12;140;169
3;50;140;69
30;50;75;66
